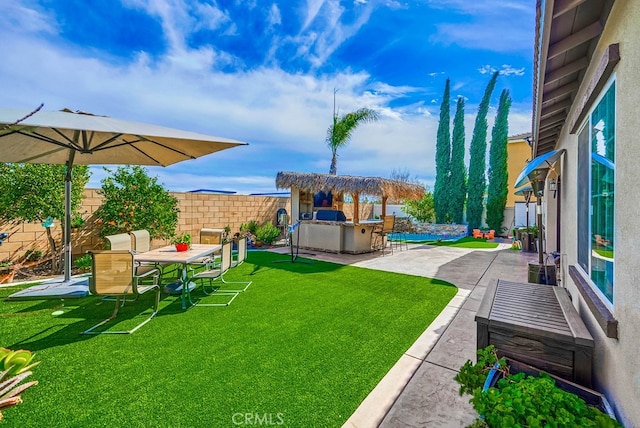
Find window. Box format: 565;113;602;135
577;79;615;305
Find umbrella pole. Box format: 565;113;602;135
63;153;75;282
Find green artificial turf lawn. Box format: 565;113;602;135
0;251;456;427
408;236;499;249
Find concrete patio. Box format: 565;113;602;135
274;240;538;427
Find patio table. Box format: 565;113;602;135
134;244;221;309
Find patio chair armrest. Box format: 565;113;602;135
136;267;160;279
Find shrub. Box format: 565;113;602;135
256;222;280;245
95;166;178;240
73;254;92;271
24;249;43;262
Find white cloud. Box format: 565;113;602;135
478;64;526;76
0;3;56;34
267;3;282;28
193;2;231;31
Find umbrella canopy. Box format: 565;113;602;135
0;108;248;285
0;108;246;166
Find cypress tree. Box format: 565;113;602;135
486;89;512;232
448;96;467;224
467;72;499;230
434;78;451;223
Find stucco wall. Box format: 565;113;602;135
0;188;290;263
553;1;640;424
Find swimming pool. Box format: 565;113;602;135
388;232;460;242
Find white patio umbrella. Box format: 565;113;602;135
0;107;247;286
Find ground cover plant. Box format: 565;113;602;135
0;251;457;427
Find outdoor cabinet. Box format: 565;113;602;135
475;279;594;388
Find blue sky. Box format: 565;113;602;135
0;0;535;194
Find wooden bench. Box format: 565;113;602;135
475;279;594;387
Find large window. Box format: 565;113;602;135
577;79;615;304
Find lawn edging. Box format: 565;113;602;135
343;287;470;428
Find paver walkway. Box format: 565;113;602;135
275;242;538;427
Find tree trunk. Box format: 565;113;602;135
45;226;60;274
329;150;338;175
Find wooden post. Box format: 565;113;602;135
353;193;360;224
381;196;388;219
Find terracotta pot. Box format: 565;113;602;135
175;243;189;252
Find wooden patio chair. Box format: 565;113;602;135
82;250;160;335
190;242;240;306
473;229;484;239
484;230;495;240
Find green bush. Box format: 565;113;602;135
95;166;178;240
73;254;92;271
256;222;280;245
240;220;259;236
24;249;43;262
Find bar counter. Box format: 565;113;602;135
295;220;381;254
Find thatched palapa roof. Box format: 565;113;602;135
275;171;425;201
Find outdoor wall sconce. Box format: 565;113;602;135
549;178;557;198
0;232;8;246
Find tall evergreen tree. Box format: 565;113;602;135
466;71;499;230
448;96;467;224
486;89;512;232
434;78;451;223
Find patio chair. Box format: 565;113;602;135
129;229;175;279
231;236;248;268
199;228;223;245
187;228;224;272
372;215;395;256
190;242;240;306
484;230;495;240
105;233;132;250
225;236;252;292
473;229;484;239
392;218;409;251
82;250;160;335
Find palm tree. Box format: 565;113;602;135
326;106;379;175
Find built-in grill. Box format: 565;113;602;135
315;209;347;222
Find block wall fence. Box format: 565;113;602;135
0;188;291;262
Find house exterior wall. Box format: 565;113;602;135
551;1;640;424
503;135;533;235
506;137;532;207
0;189;290;263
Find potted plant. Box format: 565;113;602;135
171;232;192;252
455;346;621;427
256;222;281;247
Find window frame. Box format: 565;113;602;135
576;74;616;310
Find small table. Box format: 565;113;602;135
135;244;221;309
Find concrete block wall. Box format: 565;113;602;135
0;189;290;262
